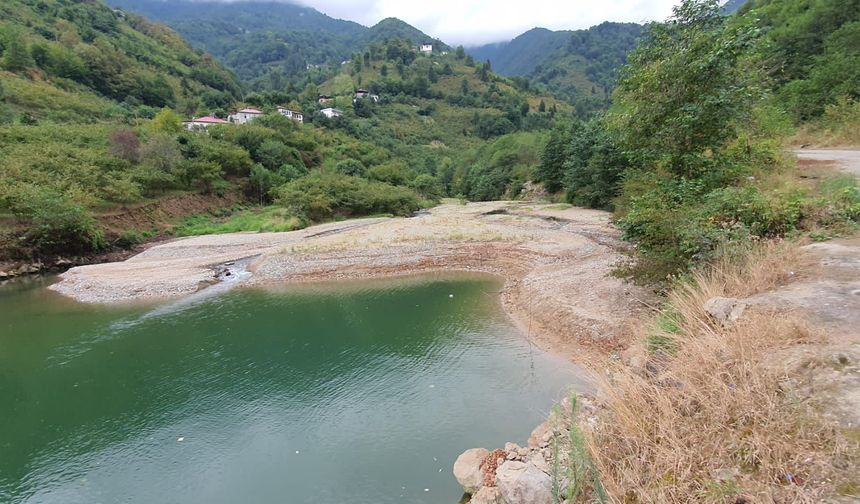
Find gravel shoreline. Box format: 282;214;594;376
51;202;650;360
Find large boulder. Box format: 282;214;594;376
453;447;489;494
495;460;553;504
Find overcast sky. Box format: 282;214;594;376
294;0;680;45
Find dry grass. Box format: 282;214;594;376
583;241;853;503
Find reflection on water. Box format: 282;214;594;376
0;273;588;504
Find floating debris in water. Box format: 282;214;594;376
177;437;184;442
449;294;454;298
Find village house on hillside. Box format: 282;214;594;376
277;107;304;123
228;108;264;125
318;94;334;104
420;43;433;53
320;108;343;119
183;116;230;130
353;89;379;103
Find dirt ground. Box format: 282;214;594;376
51;201;653;362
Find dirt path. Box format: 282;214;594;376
795;148;860;177
52;202;653;362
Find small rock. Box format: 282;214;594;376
471;486;503;504
517;447;529;458
704;297;748;326
496;461;553;504
506;451;517;460
528;452;551;475
711;467;740;481
504;442;520;452
527;419;553;449
831;352;852;366
453;448;489;494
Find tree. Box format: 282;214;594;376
256;140;301;171
539;100;546;113
563;118;627;209
151;108;183;134
409;174;443;199
455;45;466;59
2;32;33;71
537;122;570;193
611;0;762;178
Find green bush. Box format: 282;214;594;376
275;171;421;221
6;185;105;256
335;159;366;177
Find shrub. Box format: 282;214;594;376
335;159;366;177
366;161;414;186
108;128;140;162
409;174;444;200
275;171;421;221
7;185;105;256
255;139;303;172
101;173;143;204
176;159;225;194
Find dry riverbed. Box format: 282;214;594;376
52;201;650;361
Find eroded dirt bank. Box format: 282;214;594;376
51;201;652;361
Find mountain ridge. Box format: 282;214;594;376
106;0;446;82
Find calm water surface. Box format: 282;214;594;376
0;274;586;503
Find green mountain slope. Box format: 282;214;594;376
0;1;566;262
467;23;644;113
746;0;860;121
468;28;568;76
0;0;241;122
105;0;446;83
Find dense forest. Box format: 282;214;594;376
537;0;860;281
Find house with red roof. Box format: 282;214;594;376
228;107;264;125
183;116;230;130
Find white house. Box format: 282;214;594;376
277;107;304;123
420;43;433;53
183;116;230;130
228;107;264;125
320;108;343;119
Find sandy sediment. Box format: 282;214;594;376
51;202;651;359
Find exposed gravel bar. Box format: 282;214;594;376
51;202;651;359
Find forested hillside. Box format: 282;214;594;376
0;0;566;264
468;23;644;114
746;0;860;122
0;0;241;121
106;0;446;86
537;0;860;281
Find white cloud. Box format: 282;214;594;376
294;0;679;45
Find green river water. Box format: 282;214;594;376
0;273;586;503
